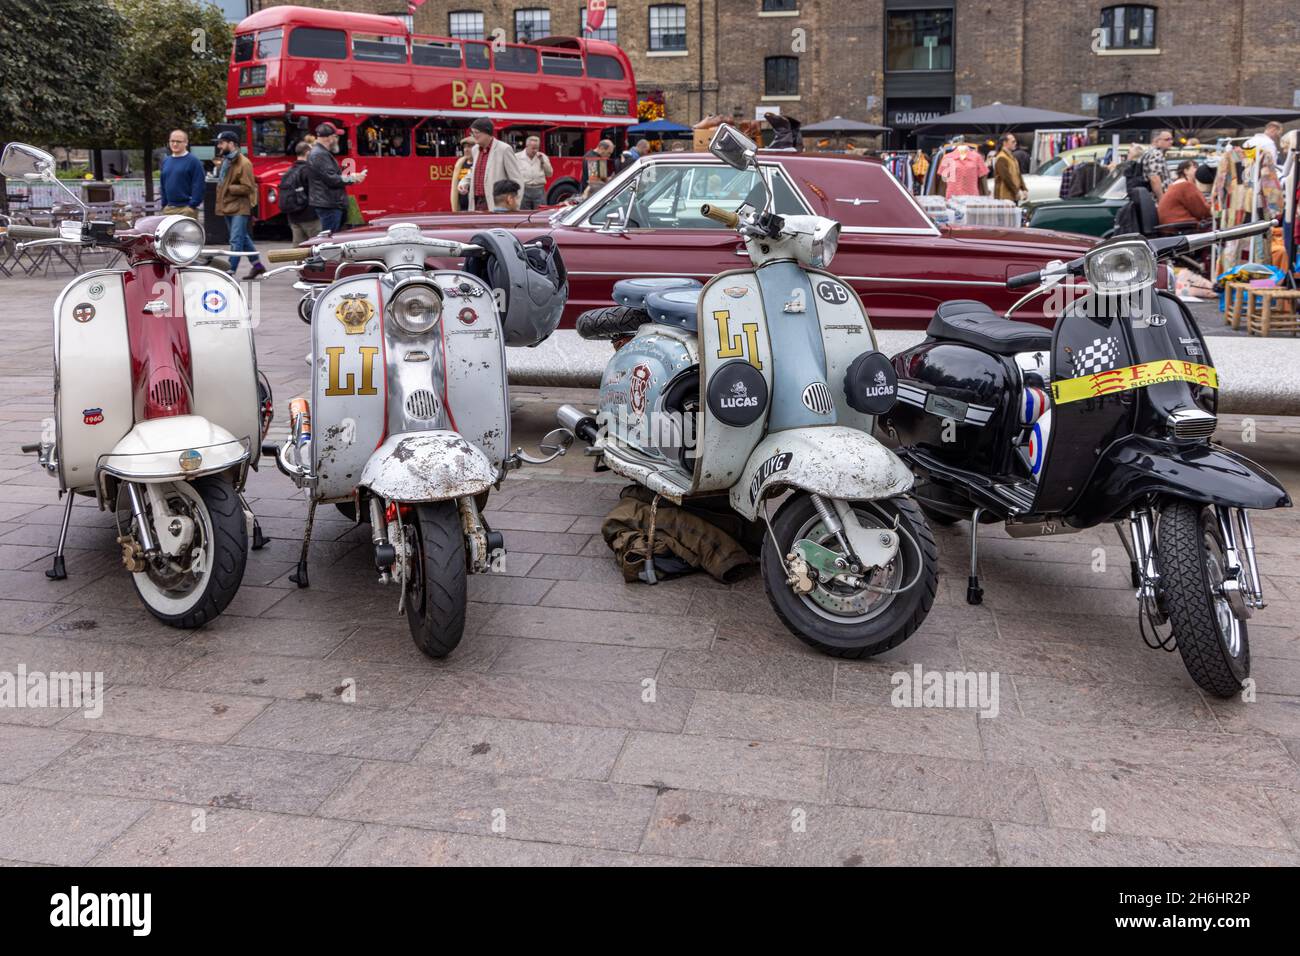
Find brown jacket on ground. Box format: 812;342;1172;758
601;486;753;584
215;151;257;216
992;148;1025;201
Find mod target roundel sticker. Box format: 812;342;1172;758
202;289;227;313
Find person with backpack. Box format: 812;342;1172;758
279;141;321;243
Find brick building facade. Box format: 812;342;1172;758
245;1;1299;138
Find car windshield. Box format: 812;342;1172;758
1091;168;1126;199
575;161;806;229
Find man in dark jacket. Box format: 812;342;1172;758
307;122;366;234
280;141;321;243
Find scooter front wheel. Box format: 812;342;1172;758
1158;499;1250;697
129;476;248;629
405;500;467;659
761;494;937;658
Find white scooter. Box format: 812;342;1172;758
2;143;270;628
558;125;938;657
264;223;570;658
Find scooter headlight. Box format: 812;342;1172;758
154;215;204;266
389;281;443;335
1084;239;1155;296
810;220;840;269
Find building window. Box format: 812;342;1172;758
1101;6;1157;50
515;8;550;43
448;11;483;40
762;0;797;11
1098;91;1154;123
764;56;798;96
581;5;618;43
649;4;687;51
885;8;953;72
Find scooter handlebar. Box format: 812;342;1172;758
700;204;740;229
266;247;313;263
4;224;61;241
1007;269;1042;290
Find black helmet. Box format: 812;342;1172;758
465;229;567;347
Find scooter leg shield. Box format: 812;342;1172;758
729;426;914;521
358;431;496;502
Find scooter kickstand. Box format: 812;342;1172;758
46;491;73;581
289;500;316;589
966;507;984;606
241;493;270;551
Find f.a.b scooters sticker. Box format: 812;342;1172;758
1052;360;1218;405
707;360;767;427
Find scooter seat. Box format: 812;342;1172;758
613;276;702;310
927;300;1052;355
644;288;701;334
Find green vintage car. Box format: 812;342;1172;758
1024;151;1218;237
1023;169;1128;237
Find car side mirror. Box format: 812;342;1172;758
1;143;57;181
710;124;758;172
598;203;629;232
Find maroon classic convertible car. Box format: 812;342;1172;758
302;151;1097;329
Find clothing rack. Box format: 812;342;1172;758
876;150;920;192
1031;128;1090;170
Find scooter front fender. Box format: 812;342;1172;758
97;414;250;487
730;426;914;521
1071;435;1292;524
359;430;495;502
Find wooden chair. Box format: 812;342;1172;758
1222;280;1250;330
1246;288;1300;337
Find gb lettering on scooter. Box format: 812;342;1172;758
259;225;570;658
560;124;938;659
3;143;273;628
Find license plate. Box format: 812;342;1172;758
925;393;968;422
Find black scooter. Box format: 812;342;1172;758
883;220;1289;697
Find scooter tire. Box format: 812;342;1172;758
761;494;937;658
1159;499;1250;698
405;500;467;659
134;476;248;629
918;503;961;526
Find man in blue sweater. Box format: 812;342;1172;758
160;130;206;218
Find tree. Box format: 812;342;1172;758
0;0;124;214
111;0;231;201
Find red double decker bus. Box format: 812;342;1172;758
225;5;637;227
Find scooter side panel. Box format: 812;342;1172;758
311;275;388;501
181;269;260;456
432;271;508;471
805;267;880;435
695;270;771;493
54;272;133;490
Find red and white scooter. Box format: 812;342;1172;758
2;143;271;628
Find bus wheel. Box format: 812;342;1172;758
546;180;580;205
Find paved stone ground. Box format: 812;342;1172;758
0;261;1298;867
